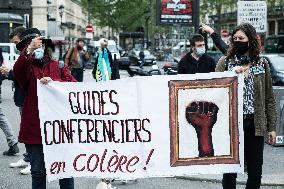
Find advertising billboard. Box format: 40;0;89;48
157;0;199;26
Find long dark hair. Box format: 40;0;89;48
227;23;260;59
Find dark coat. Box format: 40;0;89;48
13;48;76;144
0;48;3;65
210;32;228;55
0;48;3;86
7;71;25;107
178;53;216;74
92;48;120;80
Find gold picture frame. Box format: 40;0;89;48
169;77;239;166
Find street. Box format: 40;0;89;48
0;69;283;189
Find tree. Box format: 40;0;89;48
200;0;236;33
81;0;150;33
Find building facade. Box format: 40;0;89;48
0;0;31;42
0;0;89;44
208;1;284;36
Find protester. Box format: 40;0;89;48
0;47;19;156
0;26;31;174
92;38;120;189
92;38;120;81
13;28;76;189
178;34;216;74
215;23;277;189
139;48;145;68
64;38;89;82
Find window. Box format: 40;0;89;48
269;21;276;35
278;20;284;35
0;46;10;53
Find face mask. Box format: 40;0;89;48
34;48;44;60
196;47;206;57
234;41;249;55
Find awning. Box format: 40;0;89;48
0;13;23;24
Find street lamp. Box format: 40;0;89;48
58;4;64;60
144;9;151;49
59;5;64;29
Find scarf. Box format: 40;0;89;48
96;48;112;82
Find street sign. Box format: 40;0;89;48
237;1;267;33
85;32;93;39
85;25;93;33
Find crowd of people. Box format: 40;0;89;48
0;22;277;189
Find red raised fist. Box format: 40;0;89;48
186;101;219;157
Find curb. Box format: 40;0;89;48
176;176;284;187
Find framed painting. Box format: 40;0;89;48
169;77;240;166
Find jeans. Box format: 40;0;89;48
139;59;145;68
0;106;17;147
26;144;74;189
222;116;264;189
71;68;84;82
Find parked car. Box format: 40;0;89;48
265;35;284;53
108;40;121;61
0;43;20;69
128;49;156;66
261;54;284;85
89;39;121;61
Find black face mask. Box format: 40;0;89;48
234;41;249;56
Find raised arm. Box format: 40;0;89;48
201;24;228;55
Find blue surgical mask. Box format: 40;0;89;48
196;47;206;57
34;48;44;60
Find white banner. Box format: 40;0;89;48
237;1;267;33
37;72;244;182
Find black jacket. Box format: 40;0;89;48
7;70;25;107
92;48;120;80
178;53;216;74
210;32;228;55
0;48;3;65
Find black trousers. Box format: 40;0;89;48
222;116;264;189
71;68;84;82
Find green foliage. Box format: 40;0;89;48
81;0;150;32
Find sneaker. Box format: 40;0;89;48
9;159;29;168
107;183;116;189
3;143;19;156
20;165;31;175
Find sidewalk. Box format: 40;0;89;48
178;144;284;186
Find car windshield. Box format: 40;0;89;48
268;56;284;70
144;51;151;56
108;45;118;52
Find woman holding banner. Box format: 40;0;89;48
215;23;277;189
13;28;76;189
